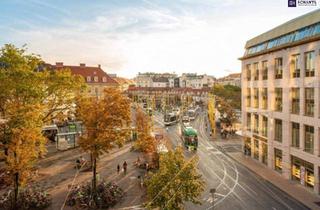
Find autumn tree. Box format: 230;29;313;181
145;147;205;210
76;87;131;204
213;84;241;110
134;107;156;153
0;44;85;208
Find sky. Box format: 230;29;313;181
0;0;318;78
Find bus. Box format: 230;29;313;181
181;126;198;151
187;106;200;121
164;112;179;126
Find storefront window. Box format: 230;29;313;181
274;148;282;172
291;156;314;189
254;139;259;160
244;137;251;156
262;143;268;165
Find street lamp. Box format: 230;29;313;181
210;188;216;209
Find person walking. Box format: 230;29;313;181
117;164;120;174
123;161;128;175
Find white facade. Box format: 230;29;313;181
152;81;168;87
180;74;215;88
134;76;153;87
242;39;320;194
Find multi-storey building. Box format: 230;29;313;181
241;10;320;194
48;62;119;98
180;73;215;88
134;72;178;88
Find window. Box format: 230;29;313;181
275;119;282;142
305;51;315;77
291;88;300;114
86;76;91;82
247;113;251;131
275;88;282;112
246;64;251;81
262;61;268;80
261;88;267;109
246;88;251;107
94;76;99;82
102;77;107;82
254;139;259;160
253;62;259;80
291;122;300;148
274;148;282;172
304;125;314;154
262;116;268;137
253;88;259;108
305;88;314;117
275;58;283;79
254;114;259;134
291;54;300;78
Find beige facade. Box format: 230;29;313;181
241;11;320;195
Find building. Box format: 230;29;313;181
216;73;241;87
134;72;178;88
240;9;320;194
180;73;215;88
152;77;169;87
112;77;135;91
48;62;119;98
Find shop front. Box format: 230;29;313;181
274;148;282;173
244;137;251;156
253;139;259;160
261;142;268;165
291;156;314;189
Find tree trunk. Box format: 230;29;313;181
92;155;97;202
13;172;19;210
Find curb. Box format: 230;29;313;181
214;144;312;210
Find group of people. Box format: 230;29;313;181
220;125;236;139
117;161;128;174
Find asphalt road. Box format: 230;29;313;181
153;111;310;210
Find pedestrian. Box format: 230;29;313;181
117;164;120;174
123;161;128;174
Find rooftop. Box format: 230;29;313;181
246;9;320;48
46;62;118;85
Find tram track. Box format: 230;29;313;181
153;111;308;209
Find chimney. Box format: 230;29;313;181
56;62;63;67
98;64;101;68
80;63;86;67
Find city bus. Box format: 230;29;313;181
164;112;179;126
181;126;198;151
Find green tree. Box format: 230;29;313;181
213;84;241;110
76;88;131;204
145;147;204;210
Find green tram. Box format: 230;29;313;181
181;126;198;151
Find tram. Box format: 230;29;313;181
164;112;179;126
181;126;198;151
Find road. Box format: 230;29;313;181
153;111;310;210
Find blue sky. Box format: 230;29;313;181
0;0;318;78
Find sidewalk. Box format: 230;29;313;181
21;142;148;210
214;137;320;210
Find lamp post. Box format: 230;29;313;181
210;188;216;209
